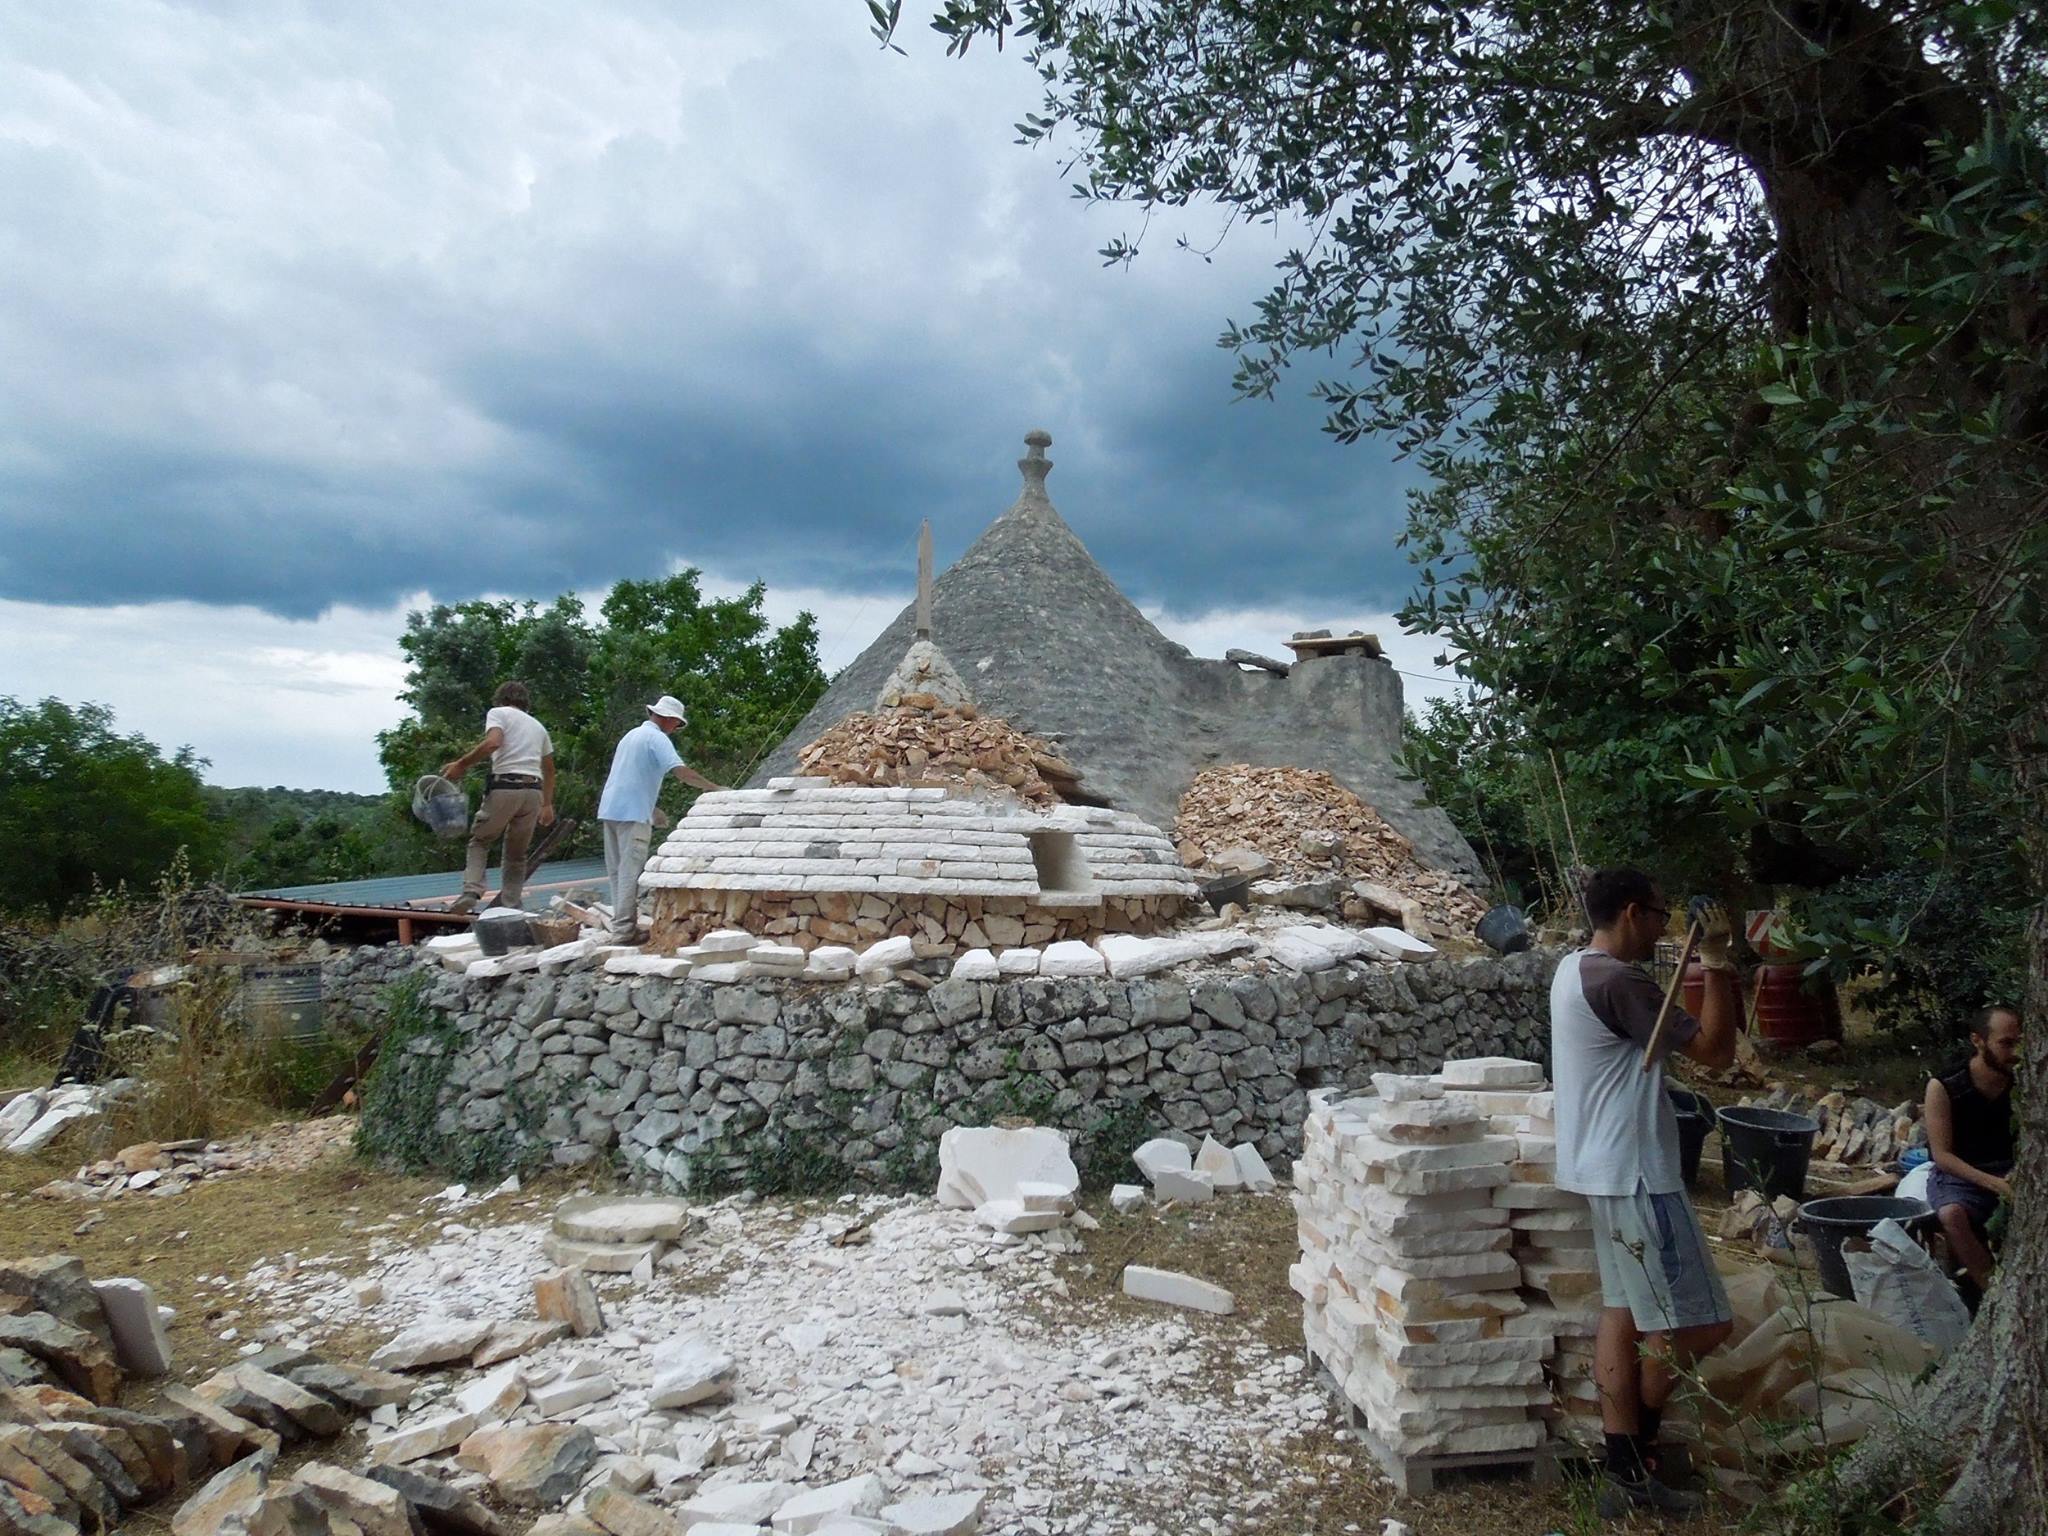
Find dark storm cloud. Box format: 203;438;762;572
0;0;1428;625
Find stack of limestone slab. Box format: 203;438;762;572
1292;1056;1602;1470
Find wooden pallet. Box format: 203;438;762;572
1308;1347;1591;1496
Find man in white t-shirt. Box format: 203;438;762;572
1551;867;1740;1519
441;681;556;911
596;694;724;941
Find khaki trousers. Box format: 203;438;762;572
602;819;652;940
464;787;542;904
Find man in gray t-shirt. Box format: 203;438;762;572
1551;868;1741;1519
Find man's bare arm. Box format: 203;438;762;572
1925;1077;2012;1195
540;753;557;825
669;764;725;793
1678;967;1740;1070
441;727;505;781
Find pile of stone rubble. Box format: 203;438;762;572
1174;766;1487;934
0;1252;482;1536
797;705;1077;808
243;1177;1328;1535
1292;1057;1607;1471
26;1117;356;1203
0;1082;139;1159
1739;1087;1923;1168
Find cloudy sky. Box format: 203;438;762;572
0;0;1454;791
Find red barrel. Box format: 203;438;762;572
1753;963;1842;1050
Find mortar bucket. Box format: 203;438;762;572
1718;1104;1820;1201
1475;904;1531;955
1797;1195;1935;1299
1668;1087;1712;1191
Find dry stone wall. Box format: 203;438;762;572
338;946;1559;1188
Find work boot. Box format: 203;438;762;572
446;893;481;914
1646;1441;1695;1490
1596;1469;1705;1520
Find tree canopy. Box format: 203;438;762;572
0;698;221;920
377;572;828;859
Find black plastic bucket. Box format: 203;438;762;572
1476;904;1531;955
1202;874;1252;914
473;910;533;956
1796;1195;1935;1299
1717;1104;1820;1201
1668;1087;1712;1191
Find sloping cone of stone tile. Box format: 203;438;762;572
750;429;1481;881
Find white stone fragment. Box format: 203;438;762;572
677;1480;793;1527
1232;1143;1278;1193
369;1409;474;1465
649;1338;737;1409
1094;933;1205;978
1121;1265;1234;1315
1262;930;1339;971
1109;1184;1148;1214
1358;926;1438;961
696;929;758;954
1152;1168;1214;1203
805;945;858;980
772;1472;887;1533
92;1277;172;1376
1439;1056;1545;1088
948;949;999;981
528;1371;616;1415
993;946;1041;976
1193;1136;1243;1191
880;1490;986;1535
1370;1072;1444;1102
1037;940;1106;977
972;1199;1065;1235
454;1361;526;1424
934;1126;1078;1210
855;936;916;975
691;961;750;983
1131;1138;1191;1180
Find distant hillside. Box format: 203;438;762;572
203;784;447;889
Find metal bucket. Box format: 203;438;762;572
239;962;324;1040
1476;904;1531;955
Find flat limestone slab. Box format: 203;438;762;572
553;1196;691;1245
541;1234;661;1274
1122;1265;1234;1315
1439;1057;1545;1089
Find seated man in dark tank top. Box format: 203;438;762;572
1924;1004;2021;1291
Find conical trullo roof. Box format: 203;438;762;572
753;431;1481;882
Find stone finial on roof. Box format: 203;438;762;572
1018;429;1053;497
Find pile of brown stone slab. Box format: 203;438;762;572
0;1253;513;1536
1174;765;1488;934
796;704;1081;806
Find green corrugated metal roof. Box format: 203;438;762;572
237;857;610;911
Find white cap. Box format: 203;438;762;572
647;695;689;723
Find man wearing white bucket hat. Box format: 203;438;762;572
596;695;724;942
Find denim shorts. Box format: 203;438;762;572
1586;1187;1734;1333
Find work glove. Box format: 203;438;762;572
1691;897;1735;972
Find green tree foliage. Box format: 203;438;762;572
377;573;827;859
204;786;420;891
0;698;222;919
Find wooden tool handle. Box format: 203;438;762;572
1641;922;1703;1073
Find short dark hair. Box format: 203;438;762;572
1973;1004;2021;1037
1583;867;1658;928
493;681;530;709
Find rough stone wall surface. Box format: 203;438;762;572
749;440;1483;885
342;945;1559;1188
646;889;1184;954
